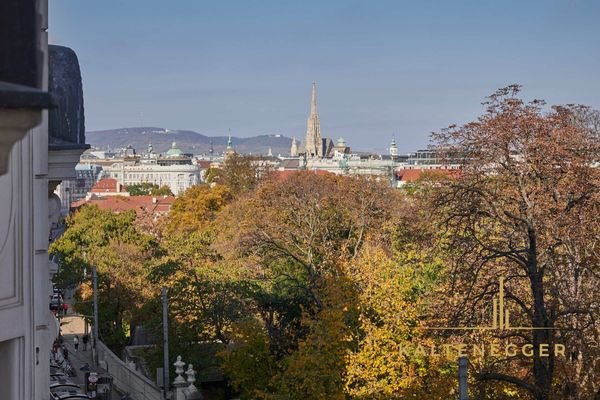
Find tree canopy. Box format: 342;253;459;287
51;87;600;400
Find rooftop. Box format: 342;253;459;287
90;178;127;193
71;195;176;215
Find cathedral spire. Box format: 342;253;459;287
311;82;317;115
225;128;236;157
304;82;322;158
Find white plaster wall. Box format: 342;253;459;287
0;0;52;398
0;125;36;399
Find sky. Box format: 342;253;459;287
49;0;600;153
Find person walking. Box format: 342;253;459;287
62;345;69;361
73;336;79;351
52;340;60;360
62;302;68;315
82;334;89;351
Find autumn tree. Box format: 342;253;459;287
215;172;438;398
50;205;159;349
345;244;455;400
164;184;232;235
148;183;244;348
429;86;600;399
204;153;263;195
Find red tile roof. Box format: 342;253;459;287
395;168;461;182
196;160;212;169
91;178;127;193
71;195;176;215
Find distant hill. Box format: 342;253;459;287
86;127;295;156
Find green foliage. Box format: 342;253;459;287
52;173;453;398
127;182;173;196
267;281;356;400
218;318;277;399
47;91;600;400
50;205;159;350
149;184;243;345
212;172;437;398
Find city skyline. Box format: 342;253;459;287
2;2;599;399
50;0;600;152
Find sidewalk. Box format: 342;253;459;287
60;314;122;400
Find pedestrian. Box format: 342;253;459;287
82;334;89;351
52;340;59;360
73;335;79;351
62;345;69;361
62;302;68;315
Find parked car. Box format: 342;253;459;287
49;375;73;385
50;295;61;311
50;383;81;392
50;389;90;400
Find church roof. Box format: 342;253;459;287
166;142;184;157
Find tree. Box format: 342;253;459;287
429;85;600;399
345;244;454;400
165;185;232;235
50;205;159;350
127;182;173;196
218;318;278;399
204;154;263;195
148;184;243;348
215;172;411;398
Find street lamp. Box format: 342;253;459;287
92;265;99;367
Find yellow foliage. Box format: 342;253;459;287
345;244;454;399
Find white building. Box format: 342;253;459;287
0;1;87;398
102;142;202;195
56;163;103;214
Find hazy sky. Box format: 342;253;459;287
50;0;600;153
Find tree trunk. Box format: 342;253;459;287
528;231;553;400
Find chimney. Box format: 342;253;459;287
116;181;121;192
152;197;157;204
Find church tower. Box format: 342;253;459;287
389;135;398;160
303;82;322;158
225;128;236;157
290;137;298;157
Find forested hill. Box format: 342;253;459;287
86;127;294;156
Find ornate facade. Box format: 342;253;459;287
0;1;87;398
102;143;202;195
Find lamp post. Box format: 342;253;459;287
92;265;99;367
458;356;468;400
162;286;170;399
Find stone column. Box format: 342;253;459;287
184;364;203;400
172;356;188;400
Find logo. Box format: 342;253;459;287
427;277;555;331
400;276;567;360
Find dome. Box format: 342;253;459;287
166;141;184;157
337;137;346;147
